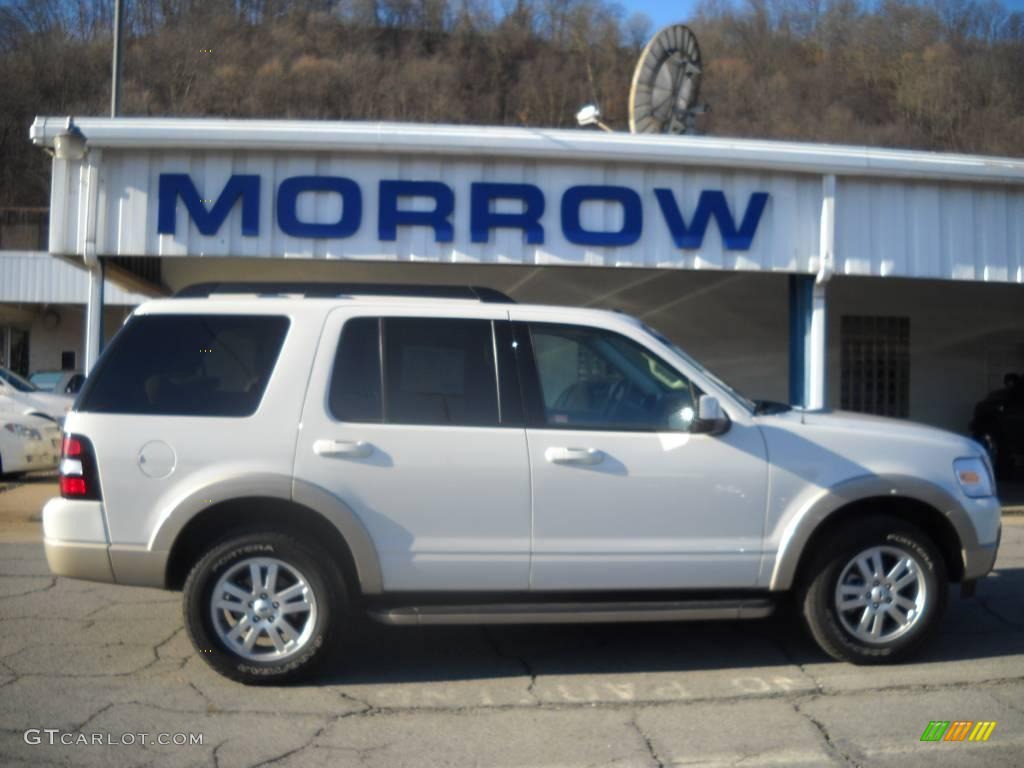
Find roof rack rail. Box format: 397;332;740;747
173;282;515;303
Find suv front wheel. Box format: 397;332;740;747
800;516;948;664
183;532;345;684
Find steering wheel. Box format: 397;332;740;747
603;379;628;419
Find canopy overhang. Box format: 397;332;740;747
30;117;1024;285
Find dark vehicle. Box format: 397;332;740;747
971;373;1024;479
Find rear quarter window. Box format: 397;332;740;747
77;314;290;417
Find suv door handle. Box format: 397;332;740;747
313;439;373;459
544;447;604;465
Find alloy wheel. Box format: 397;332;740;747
210;556;319;662
834;545;927;644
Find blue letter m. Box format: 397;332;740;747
655;189;768;251
158;174;260;236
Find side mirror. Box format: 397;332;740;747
694;394;730;435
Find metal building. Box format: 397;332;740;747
23;116;1024;434
0;249;150;374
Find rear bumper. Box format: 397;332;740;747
44;539;114;583
42;496;114;583
42;497;168;587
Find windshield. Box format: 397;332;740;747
0;367;39;393
29;372;62;391
640;324;757;413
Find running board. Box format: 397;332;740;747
368;598;775;626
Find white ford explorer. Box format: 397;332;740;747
43;282;1002;684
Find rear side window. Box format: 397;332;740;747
385;318;499;426
78;314;289;416
329;317;500;427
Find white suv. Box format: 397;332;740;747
43;283;1002;683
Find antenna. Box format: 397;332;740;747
629;24;706;135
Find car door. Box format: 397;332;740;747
511;313;769;591
294;306;531;592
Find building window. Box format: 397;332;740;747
0;327;29;375
840;316;910;418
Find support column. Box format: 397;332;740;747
84;259;105;373
788;275;813;407
790;174;835;410
807;280;827;410
79;147;104;374
810;174;836;411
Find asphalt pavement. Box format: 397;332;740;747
0;479;1021;767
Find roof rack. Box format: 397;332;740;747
173;282;515;303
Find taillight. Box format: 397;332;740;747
59;476;88;496
59;434;102;501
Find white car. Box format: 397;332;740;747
42;283;1002;684
0;409;61;477
0;367;74;424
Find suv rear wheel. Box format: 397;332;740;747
183;532;345;684
800;516;947;664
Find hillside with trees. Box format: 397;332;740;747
1;0;1022;206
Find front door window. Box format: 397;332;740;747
530;324;700;432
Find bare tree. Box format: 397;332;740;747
0;0;1022;206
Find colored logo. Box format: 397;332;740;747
920;721;996;742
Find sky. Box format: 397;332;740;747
623;0;699;29
625;0;1024;31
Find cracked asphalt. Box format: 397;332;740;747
0;481;1022;767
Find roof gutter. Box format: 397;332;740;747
30;117;1024;187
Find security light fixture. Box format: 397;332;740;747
575;104;613;132
54;118;87;161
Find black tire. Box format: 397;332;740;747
183;531;347;685
799;516;947;664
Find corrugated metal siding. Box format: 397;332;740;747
835;179;1024;283
59;149;824;271
35;118;1024;284
0;250;151;305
